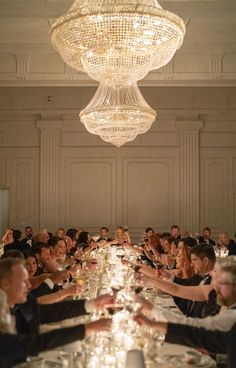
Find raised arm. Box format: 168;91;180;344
139;271;212;301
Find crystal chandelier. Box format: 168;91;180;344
80;83;156;147
51;0;185;146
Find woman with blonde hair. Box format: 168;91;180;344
114;226;132;245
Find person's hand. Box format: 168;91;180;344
94;294;116;310
139;264;156;278
69;263;80;276
121;258;132;266
133;314;154;328
2;229;13;244
65;283;82;297
49;270;70;284
136;295;153;313
84;260;98;272
155;267;172;280
135;272;157;288
85;318;112;336
134;314;167;334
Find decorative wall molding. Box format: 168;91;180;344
176;120;203;232
61;156;117;230
0;87;235;237
36;120;63;229
122;156;178;233
200;156;230;235
15;54;29;75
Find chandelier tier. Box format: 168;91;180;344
51;0;185;146
80;83;156;147
51;0;185;89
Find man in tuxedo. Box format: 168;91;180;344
173;243;218;317
0;257;113;368
97;227;113;242
135;257;236;367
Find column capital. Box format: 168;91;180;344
36;120;64;131
176;120;203;132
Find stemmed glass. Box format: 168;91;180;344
145;329;165;364
116;246;126;260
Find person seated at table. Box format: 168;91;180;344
0;289;15;334
169;244;194;279
202;227;216;246
140;243;219;318
0;257;113;368
96;226;113;242
143;233;165;263
23;250;81;303
170;224;181;239
135;257;236;367
1;229;14;248
54;227;65;238
64;235;77;257
218;232;236;256
33;229;50;245
77;231;97;251
3;229;29;254
145;227;155;239
46;236;68;272
159;237;176;269
137;256;236;331
114;226;132;245
66;227;79;249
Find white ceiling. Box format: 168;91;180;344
0;0;235;86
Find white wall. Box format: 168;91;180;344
0;86;235;241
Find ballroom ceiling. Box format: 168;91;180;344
0;0;236;87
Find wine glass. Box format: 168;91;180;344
116;246;126;260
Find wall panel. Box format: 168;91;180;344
200;152;234;237
123;158;174;231
9;155;38;230
61;156;117;231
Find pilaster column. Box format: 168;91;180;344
36;120;63;231
176;120;203;233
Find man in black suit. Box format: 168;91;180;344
135;258;236;367
0;257;113;368
173;243;219;317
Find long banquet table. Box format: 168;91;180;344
15;245;216;368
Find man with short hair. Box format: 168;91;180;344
202;227;216;246
173;243;218;317
0;257;112;368
141;243;218;317
218;232;236;255
31;242;51;275
135;258;236;368
170;225;181;239
21;226;33;248
97;227;112;242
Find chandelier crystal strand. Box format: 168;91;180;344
51;0;185;89
80;83;156;147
